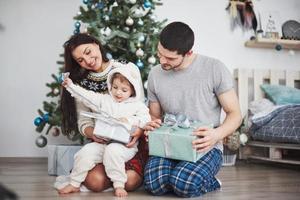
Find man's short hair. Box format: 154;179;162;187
159;22;194;56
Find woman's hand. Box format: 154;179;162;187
84;126;109;144
143;119;162;136
192;126;221;152
91;135;110;144
126;127;143;148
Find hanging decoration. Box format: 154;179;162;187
226;0;257;33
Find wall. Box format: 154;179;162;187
0;0;299;157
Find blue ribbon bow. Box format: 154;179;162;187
164;114;191;129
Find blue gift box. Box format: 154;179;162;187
148;114;212;162
48;144;82;176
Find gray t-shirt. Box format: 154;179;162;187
147;54;234;151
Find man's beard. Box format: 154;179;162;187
161;58;185;71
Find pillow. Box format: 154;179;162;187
260;84;300;105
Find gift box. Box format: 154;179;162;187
93;119;131;143
81;111;131;144
148;114;213;162
48;144;82;176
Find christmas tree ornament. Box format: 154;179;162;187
143;0;152;8
96;2;104;9
132;6;150;18
137;19;144;26
103;15;110;21
109;1;119;12
128;0;137;4
112;1;118;7
101;27;112;37
51;127;60;137
35;135;47;148
153;28;159;34
150;14;157;21
148;55;156;64
74;21;81;29
73;29;80;35
136;59;144;68
123;27;130;32
77;11;82;15
106;53;113;59
144;80;148;90
42;113;50;122
126;17;134;26
83;0;89;5
34;117;43;126
135;48;144;57
53;88;60;96
138;35;145;42
275;44;282;51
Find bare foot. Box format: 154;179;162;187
58;184;80;194
115;187;128;197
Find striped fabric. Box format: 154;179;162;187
144;148;222;198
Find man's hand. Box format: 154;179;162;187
192;126;221;152
143;119;162;136
126;127;143;148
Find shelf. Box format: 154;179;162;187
245;38;300;50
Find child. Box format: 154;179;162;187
58;64;151;197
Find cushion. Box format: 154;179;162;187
260;84;300;105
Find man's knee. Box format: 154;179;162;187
83;164;111;192
143;158;172;195
169;168;201;197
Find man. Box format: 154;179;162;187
143;22;242;197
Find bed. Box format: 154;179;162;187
234;68;300;165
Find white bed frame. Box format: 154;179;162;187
234;68;300;165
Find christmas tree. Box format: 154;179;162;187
33;0;167;148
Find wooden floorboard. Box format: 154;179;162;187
0;158;300;200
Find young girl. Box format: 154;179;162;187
58;64;150;197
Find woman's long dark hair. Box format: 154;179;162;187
61;33;109;136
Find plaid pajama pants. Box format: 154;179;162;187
144;148;222;198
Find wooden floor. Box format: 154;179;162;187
0;158;300;200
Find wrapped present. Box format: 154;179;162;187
48;144;82;176
81;111;131;144
148;114;213;162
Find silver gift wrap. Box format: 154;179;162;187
81;111;131;144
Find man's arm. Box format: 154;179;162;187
216;88;242;139
192;89;242;152
149;101;162;120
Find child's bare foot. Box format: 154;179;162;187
115;187;128;197
58;184;80;194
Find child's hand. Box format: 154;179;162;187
126;126;143;148
62;77;73;87
59;72;71;87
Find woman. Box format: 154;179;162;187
61;33;148;192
